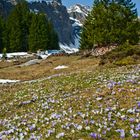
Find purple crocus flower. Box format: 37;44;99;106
90;120;95;124
117;81;121;85
129;118;135;123
102;130;106;135
84;120;89;125
90;132;97;139
120;130;125;138
135;124;140;131
48;129;54;135
137;102;140;108
132;133;139;138
130;124;135;129
29;124;36;131
108;112;112;121
107;83;113;89
116;129;125;138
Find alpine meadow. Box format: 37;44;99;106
0;0;140;139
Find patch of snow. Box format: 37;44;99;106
54;65;68;70
68;4;91;17
70;36;80;49
38;54;51;59
68;5;85;15
33;8;39;13
0;52;32;59
74;5;84;13
0;79;20;84
96;97;103;101
37;52;51;59
59;43;79;54
70;17;83;27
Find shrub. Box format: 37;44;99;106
100;44;140;66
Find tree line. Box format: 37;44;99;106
0;1;59;53
80;0;140;50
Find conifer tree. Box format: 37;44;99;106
80;13;94;50
47;21;59;50
38;14;50;50
0;16;4;53
80;0;139;50
29;14;59;52
2;22;10;52
51;31;59;50
28;14;39;52
7;0;30;52
29;14;49;52
7;11;22;52
19;0;30;51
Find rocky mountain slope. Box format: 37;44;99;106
67;4;90;48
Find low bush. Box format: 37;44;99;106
100;43;140;66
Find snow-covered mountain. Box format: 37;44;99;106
67;4;91;48
68;4;90;24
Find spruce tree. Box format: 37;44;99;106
29;14;49;52
38;14;50;50
47;21;59;50
28;14;39;52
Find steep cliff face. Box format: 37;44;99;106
28;0;74;45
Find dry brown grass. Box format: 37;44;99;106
0;56;100;81
0;56;36;69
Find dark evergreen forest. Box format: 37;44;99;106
0;1;59;53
